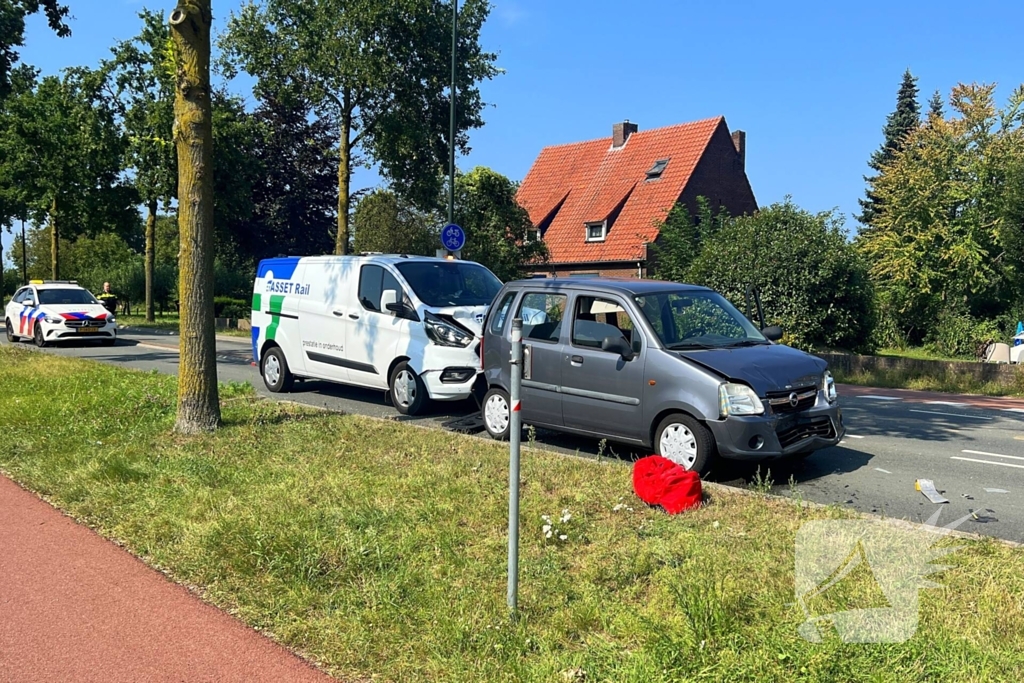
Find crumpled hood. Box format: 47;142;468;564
678;343;826;396
40;304;111;320
425;305;489;335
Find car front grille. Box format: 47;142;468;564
777;416;836;449
766;386;818;415
64;318;106;328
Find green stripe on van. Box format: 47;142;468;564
251;292;261;311
266;295;286;341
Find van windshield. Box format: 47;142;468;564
396;261;502;308
634;290;768;349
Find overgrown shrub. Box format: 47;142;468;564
213;296;248;319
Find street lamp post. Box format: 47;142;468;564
21;218;27;284
447;0;458;227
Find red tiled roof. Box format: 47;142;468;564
517;117;724;264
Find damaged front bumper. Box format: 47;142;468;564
417;342;482;402
708;392;845;460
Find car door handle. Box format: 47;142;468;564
348;313;360;320
570;355;584;366
332;310;345;317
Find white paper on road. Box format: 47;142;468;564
874;468;892;474
916;479;949;504
983;488;1010;494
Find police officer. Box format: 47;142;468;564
97;282;118;315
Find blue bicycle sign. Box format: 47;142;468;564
441;223;466;251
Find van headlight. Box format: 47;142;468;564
424;312;473;348
719;382;764;417
823;370;837;403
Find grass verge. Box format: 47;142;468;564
117;313;250;338
832;365;1024;397
1;346;1022;682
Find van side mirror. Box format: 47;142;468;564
762;325;783;342
601;335;635;361
381;289;401;313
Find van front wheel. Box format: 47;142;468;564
654;413;713;476
261;346;294;393
390;362;426;416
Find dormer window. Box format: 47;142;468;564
646;158;670;180
585;221;607;242
526;228;540;243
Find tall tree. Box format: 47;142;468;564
0;0;69;99
858;69;921;228
220;0;499;255
0;66;138;278
353;188;436;256
109;9;178;321
453;167;547;281
928;89;945;121
170;0;219;433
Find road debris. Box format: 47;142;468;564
961;493;974;500
983;488;1009;494
969;508;998;523
874;468;892;474
915;479;949;504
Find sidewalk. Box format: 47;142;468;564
839;383;1024;411
0;476;334;683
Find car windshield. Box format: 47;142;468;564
634;290;768;349
37;288;100;306
396;261;502;307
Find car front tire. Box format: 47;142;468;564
5;319;16;343
33;323;48;348
261;346;293;393
654;413;714;476
389;361;426;416
482;387;512;440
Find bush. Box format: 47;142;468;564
684;199;876;352
927;308;1002;358
213;296;248;319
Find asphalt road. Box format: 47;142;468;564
4;329;1023;543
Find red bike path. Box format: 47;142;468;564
838;383;1024;411
0;476;335;683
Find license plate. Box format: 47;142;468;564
76;327;102;334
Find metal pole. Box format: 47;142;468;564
507;317;523;613
21;218;27;283
447;0;458;227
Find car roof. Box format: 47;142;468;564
502;277;712;297
32;283;86;290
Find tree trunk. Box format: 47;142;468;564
145;198;157;322
335;105;352;255
50;196;58;280
170;0;220;434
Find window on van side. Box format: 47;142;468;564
358;265;403;312
518;292;566;343
571;296;640;352
489;291;516;335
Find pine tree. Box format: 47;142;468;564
857;69;921;227
928;89;945;121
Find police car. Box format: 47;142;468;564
4;281;117;347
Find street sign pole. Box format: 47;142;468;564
507;317;523;613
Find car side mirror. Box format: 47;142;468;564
381;289;401;313
762;325;783;342
601;335;635;361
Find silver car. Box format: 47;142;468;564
480;278;844;475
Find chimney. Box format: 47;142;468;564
731;130;746;170
612;120;638;148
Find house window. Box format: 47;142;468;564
526;228;539;243
585;221;607;242
646;158;670;180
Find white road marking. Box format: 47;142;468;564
961;449;1024;462
1001;408;1024;413
925;401;968;407
951;456;1024;470
845;434;865;439
857;395;902;401
874;468;892;474
984;488;1010;493
909;409;992;420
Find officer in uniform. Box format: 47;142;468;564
97;282;118;315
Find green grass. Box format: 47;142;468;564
833;366;1024;397
875;347;970;362
117;313;250;338
1;346;1023;682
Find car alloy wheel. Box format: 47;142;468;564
263;353;281;386
659;423;698;469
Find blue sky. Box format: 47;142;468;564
4;0;1024;258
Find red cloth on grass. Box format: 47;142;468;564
632;455;702;514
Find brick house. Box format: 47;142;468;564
516;117;757;278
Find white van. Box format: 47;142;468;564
251;254;502;415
